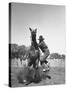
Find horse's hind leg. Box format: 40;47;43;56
33;62;36;69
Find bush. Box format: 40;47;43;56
10;44;27;59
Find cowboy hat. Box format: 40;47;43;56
38;35;44;40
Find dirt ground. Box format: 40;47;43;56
10;59;65;87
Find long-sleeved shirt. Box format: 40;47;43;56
38;41;48;53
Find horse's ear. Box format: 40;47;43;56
29;27;32;32
35;28;37;32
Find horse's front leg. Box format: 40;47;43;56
37;55;40;67
35;59;39;69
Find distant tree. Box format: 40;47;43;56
17;45;26;59
61;54;65;59
10;44;19;59
49;53;65;59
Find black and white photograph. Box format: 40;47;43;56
9;2;66;87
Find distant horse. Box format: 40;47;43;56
28;27;40;69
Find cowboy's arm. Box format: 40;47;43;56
38;41;48;52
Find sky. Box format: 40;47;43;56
11;3;66;54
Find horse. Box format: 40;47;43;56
28;27;40;69
17;28;51;85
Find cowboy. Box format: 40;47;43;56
38;35;50;66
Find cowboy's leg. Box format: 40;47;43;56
42;49;50;71
43;49;50;64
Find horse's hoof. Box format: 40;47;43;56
47;75;51;79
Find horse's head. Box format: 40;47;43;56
29;27;37;41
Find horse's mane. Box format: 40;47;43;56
31;35;38;50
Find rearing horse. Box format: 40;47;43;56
28;27;40;69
